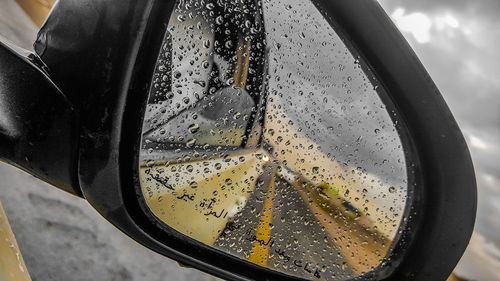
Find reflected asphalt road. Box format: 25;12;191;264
140;150;390;280
214;165;357;280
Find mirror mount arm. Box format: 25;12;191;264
0;41;82;196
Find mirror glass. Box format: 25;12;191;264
139;0;411;279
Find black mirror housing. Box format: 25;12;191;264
0;0;476;280
0;41;80;195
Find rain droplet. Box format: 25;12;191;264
194;80;206;87
188;124;200;134
215;16;224;25
186;138;196;147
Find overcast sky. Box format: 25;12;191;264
378;1;500;279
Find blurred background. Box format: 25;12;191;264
0;0;498;280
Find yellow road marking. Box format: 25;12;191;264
0;201;32;281
248;172;276;266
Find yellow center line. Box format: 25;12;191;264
248;172;276;266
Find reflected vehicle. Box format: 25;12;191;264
138;1;409;279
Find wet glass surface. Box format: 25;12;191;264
139;0;410;279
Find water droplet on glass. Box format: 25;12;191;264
186;138;196;147
216;16;224;25
188;124;200;134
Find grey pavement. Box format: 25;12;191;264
0;162;218;281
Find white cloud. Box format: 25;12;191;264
390;8;464;44
470;135;488;150
391;8;432;43
435;13;460;30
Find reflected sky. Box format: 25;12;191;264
379;0;500;279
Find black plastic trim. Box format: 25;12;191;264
0;41;81;195
310;1;476;280
32;0;476;280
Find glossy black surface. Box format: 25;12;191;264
311;1;476;279
0;41;80;195
0;0;477;280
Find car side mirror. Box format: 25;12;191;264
0;0;476;280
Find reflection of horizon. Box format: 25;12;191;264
140;102;407;239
